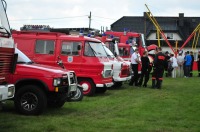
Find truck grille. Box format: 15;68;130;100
0;48;14;84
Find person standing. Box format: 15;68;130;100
184;51;192;78
129;48;140;86
164;51;170;77
177;51;185;77
197;51;200;77
169;54;178;78
152;47;166;89
138;51;150;87
190;51;194;77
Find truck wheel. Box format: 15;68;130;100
47;93;67;108
113;82;123;88
14;85;47;115
96;87;107;94
48;100;66;108
68;86;83;101
78;79;96;96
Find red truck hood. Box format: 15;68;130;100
15;63;71;77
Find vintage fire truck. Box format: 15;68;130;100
96;36;131;87
0;0;16;106
12;30;114;96
105;31;157;61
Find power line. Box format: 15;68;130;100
10;15;88;21
92;15;117;21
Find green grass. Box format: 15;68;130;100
1;75;200;132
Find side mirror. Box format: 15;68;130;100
77;45;81;50
112;38;118;44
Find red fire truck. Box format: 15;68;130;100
7;48;79;115
12;30;114;96
0;0;16;105
104;31;157;63
96;36;131;87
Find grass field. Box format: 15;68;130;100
1;75;200;132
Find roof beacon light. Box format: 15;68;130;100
102;32;106;36
79;29;84;37
124;28;127;35
126;40;129;45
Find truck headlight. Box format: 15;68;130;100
53;78;61;86
8;86;15;98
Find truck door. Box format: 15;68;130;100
59;41;82;74
34;39;57;67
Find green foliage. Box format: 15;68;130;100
1;76;200;132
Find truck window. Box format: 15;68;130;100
61;41;80;56
86;42;107;57
84;42;95;56
35;40;55;54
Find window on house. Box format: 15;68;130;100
35;40;55;54
167;33;173;39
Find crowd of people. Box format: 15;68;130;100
129;47;200;89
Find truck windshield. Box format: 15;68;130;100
103;44;115;58
15;48;33;64
85;42;107;57
0;1;11;37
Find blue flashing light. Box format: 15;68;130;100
79;29;84;36
87;34;91;37
110;35;114;38
102;32;106;36
126;40;129;44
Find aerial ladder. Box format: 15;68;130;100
145;4;176;54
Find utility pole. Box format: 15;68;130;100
88;11;91;33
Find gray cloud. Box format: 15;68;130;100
6;0;200;30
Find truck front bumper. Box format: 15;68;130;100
113;75;132;82
0;84;15;101
96;82;114;88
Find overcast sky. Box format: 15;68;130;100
6;0;200;31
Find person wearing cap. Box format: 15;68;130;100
197;51;200;77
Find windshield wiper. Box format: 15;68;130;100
0;26;11;37
17;61;34;64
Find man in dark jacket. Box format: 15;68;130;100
138;51;150;87
152;47;166;89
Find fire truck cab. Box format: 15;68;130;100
12;30;114;96
0;0;15;105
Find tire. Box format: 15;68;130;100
47;93;67;108
68;86;84;101
96;87;107;94
14;85;47;115
78;78;96;96
113;82;123;88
